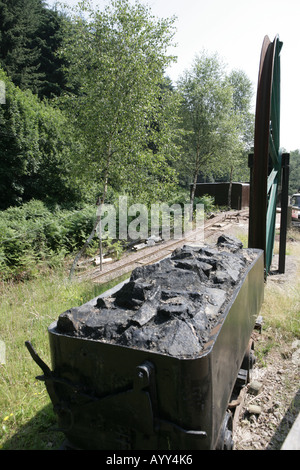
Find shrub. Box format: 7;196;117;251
0;68;82;209
0;200;97;281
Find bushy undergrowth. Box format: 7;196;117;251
0;199;97;281
0;193;215;281
170;190;215;213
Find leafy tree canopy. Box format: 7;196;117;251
289;149;300;195
176;51;254;209
0;0;68;98
0;67;82;209
59;0;180;205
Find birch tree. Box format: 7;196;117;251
59;0;179;276
225;69;254;191
177;52;236;217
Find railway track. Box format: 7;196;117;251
76;209;249;284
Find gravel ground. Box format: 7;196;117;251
234;336;299;450
233;251;300;450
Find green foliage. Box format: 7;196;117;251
289;149;300;195
176;52;254;190
0;0;259;280
0;0;42;93
169;189;215;212
0;200;97;280
0;0;68;98
0;68;82;208
223;68;254;182
177;52;235;181
59;0;180;201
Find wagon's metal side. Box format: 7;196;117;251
42;250;264;450
209;249;264;448
47;323;213;450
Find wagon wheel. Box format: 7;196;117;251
248;35;283;274
216;411;234;450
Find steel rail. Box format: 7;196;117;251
77;209;249;284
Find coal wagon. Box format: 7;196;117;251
26;235;264;450
25;33;290;451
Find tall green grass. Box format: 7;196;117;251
0;268;129;449
263;239;300;339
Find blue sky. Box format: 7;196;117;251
48;0;300;151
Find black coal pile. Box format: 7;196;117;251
57;235;258;358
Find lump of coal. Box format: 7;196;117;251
217;234;243;251
56;235;258;358
113;280;153;308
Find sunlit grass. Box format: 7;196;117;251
262;238;300;339
261;277;300;341
254;236;300;368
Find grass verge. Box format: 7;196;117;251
255;234;300;365
0;267;130;449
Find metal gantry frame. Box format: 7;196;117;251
248;35;290;275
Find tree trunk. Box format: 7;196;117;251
190;169;199;222
69;213;101;280
99;216;103;272
228;166;233;209
69;169;109;280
